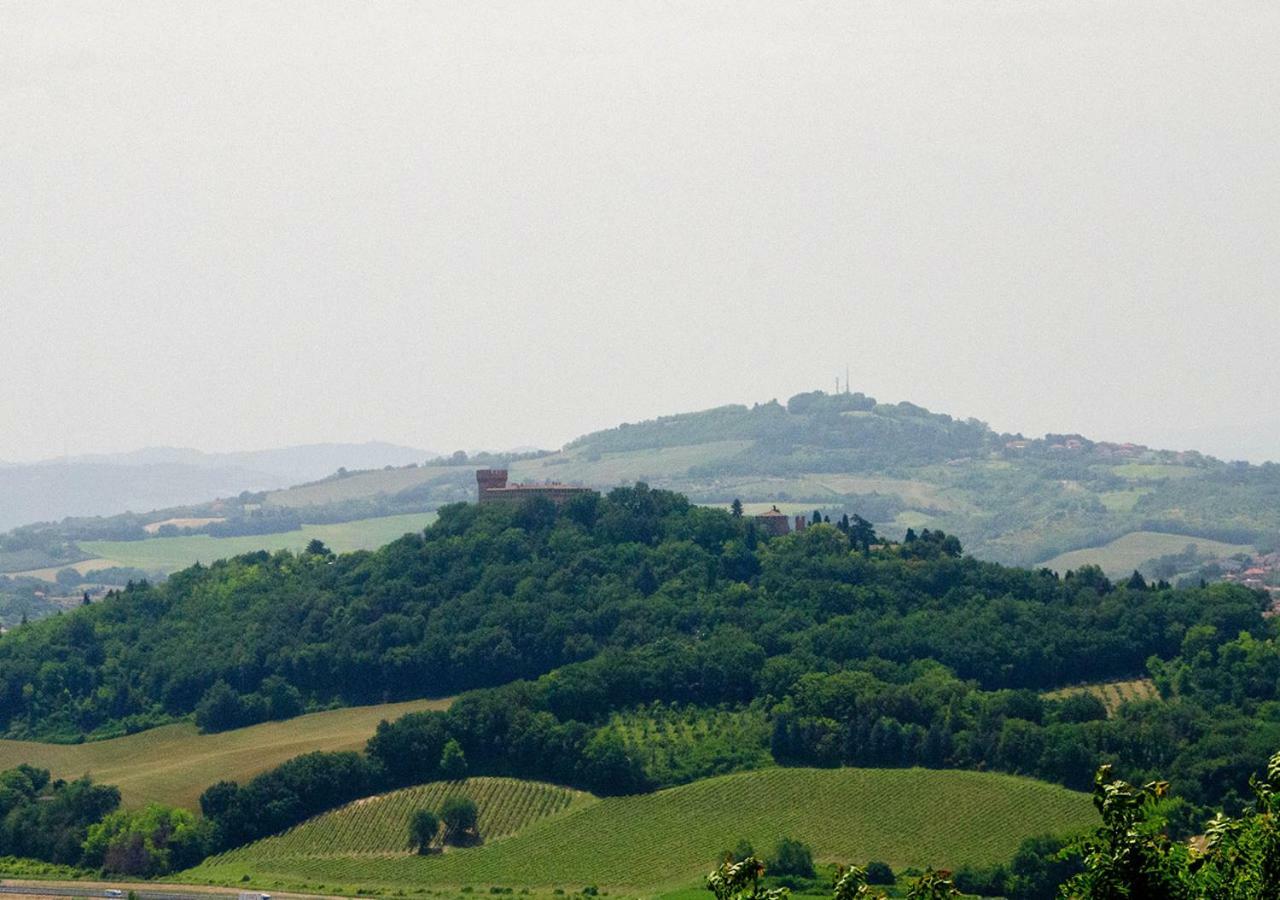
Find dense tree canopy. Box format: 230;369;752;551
0;484;1260;744
0;766;120;866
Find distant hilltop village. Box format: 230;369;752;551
476;469;594;506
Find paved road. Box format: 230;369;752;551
0;886;241;900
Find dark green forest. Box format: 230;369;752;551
1;488;1275;819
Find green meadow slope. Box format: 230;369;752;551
0;698;450;810
1038;531;1252;578
76;513;437;573
188;768;1096;891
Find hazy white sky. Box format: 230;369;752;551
3;1;1278;463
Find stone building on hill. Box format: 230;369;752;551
476;469;594;506
754;506;806;537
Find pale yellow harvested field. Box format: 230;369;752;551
0;698;451;811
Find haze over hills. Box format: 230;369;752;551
0;442;433;532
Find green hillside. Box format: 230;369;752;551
0;698;450;810
232;390;1268;570
78;512;437;573
1039;531;1253;578
538;392;1277;567
261;465;467;508
189;768;1096;891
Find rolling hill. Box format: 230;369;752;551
164;390;1280;572
188;768;1097;891
529;393;1278;568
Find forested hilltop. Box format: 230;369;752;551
2;486;1277;824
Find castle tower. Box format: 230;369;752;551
476;469;509;502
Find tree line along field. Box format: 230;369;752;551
1042;678;1160;716
74;512;438;573
185;767;1096;893
0;699;449;810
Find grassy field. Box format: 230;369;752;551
1097;489;1153;513
0;698;450;810
710;476;842;502
803;475;958;511
1109;463;1200;481
186;767;1096;892
1044;678;1160;716
510;442;753;487
78;513;437;573
1039;531;1252;578
263;467;462;508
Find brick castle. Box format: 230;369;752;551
754;505;807;536
476;469;594;506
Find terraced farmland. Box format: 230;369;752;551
205;778;589;861
1044;678;1160;715
0;698;450;810
186;767;1096;892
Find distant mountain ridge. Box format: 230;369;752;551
0;442;433;531
48;441;434;475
